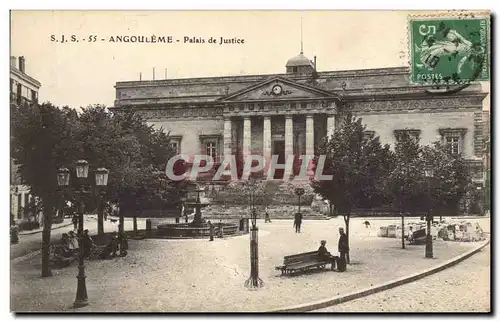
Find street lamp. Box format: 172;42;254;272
57;162;109;308
399;168;407;250
424;167;434;259
244;178;263;289
295;187;305;214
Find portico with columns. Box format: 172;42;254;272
219;77;340;177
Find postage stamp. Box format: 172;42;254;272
409;15;490;84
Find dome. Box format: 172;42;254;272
286;52;314;68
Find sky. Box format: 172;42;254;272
10;10;489;109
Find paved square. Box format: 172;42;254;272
10;217;487;312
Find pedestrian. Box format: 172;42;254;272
10;225;19;244
338;227;349;265
264;208;271;223
208;221;214;241
117;228;128;257
294;212;302;233
68;230;79;252
82;229;94;258
407;226;414;243
218;220;224;238
72;214;78;231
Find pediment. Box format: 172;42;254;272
219;77;339;102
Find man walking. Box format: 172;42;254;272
208;220;214;241
294;212;303;233
338;227;349;266
72;214;78;231
264;208;272;223
218;220;224;238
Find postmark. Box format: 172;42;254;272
409;14;490;85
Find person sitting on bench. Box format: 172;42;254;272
318;240;330;258
318;240;335;270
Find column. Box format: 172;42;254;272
284;115;294;157
21;192;26;208
243;116;252;159
306;115;315;156
327;114;336;138
223;118;232;160
263;116;272;162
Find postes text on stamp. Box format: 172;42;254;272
410;16;490;85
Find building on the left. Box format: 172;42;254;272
10;56;41;224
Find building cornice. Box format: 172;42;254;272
10;67;41;88
114;66;410;88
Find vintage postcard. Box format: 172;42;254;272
9;10;491;313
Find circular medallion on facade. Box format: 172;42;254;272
272;84;283;95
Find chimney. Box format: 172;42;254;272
313;56;317;70
10;56;16;68
18;56;25;73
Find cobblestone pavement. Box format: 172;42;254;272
10;216;146;260
315;245;491;312
10;217;489;312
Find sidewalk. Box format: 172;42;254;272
18;219;73;236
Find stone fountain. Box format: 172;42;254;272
156;184;238;238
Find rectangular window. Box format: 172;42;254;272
170;142;179;154
31;90;37;102
446;136;460;154
16;84;22;104
10;79;14;93
206;141;218;161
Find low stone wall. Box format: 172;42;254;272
156;223;239;237
210;180;315;206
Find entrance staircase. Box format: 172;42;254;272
201;180;331;220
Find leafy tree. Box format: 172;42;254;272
11;103;185;277
311;114;393;263
386;131;424;248
421;142;472;220
73;107;182;234
11;102;79;277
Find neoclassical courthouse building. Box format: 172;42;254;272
112;51;488;187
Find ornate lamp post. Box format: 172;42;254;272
57;161;109;308
424;167;434;259
295;187;305;214
95;168;109;235
244;178;263;289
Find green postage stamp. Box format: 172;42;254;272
409;14;490;84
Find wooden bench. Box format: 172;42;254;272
275;251;336;275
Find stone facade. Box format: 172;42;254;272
10;56;41;222
112;53;488;183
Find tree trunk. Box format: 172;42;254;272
401;212;405;249
97;198;104;236
133;216;137;233
119;208;125;234
41;197;54;278
344;214;350;264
